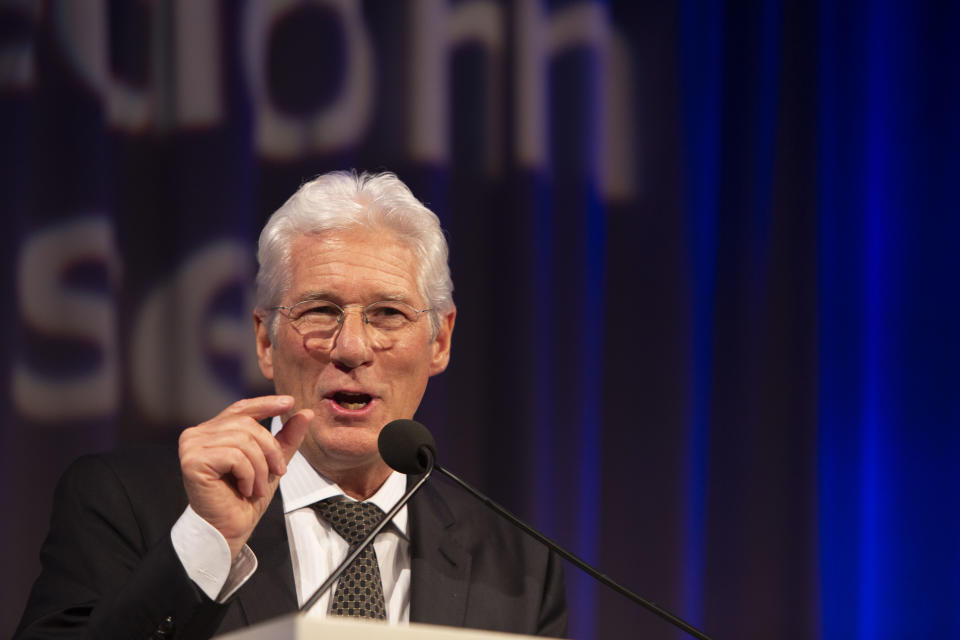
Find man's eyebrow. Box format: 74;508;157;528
299;291;332;300
286;291;334;303
290;291;413;303
378;293;410;302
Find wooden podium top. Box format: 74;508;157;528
215;615;561;640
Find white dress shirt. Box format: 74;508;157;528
171;417;411;623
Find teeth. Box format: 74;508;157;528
333;393;370;410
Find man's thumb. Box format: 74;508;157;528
276;409;313;461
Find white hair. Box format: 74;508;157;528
255;170;454;337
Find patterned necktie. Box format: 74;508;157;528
313;499;387;619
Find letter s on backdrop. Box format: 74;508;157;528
14;217;121;422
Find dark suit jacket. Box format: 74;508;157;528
15;447;567;639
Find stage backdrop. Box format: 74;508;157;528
2;2;958;639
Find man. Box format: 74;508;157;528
15;171;567;639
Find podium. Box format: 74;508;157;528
215;615;559;640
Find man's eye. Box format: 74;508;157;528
367;304;411;325
371;305;404;317
311;306;341;317
294;303;340;320
306;304;339;315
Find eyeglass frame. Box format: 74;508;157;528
267;297;433;336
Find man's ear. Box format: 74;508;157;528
429;307;456;376
254;311;275;381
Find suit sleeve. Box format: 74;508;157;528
14;454;230;640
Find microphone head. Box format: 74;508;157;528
379;419;437;474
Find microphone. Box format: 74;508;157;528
378;418;436;474
384;420;713;640
298;420;437;613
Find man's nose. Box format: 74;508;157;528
329;307;374;369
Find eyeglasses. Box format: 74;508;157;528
270;299;432;343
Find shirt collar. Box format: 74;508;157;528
271;416;409;536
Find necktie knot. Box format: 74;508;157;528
314;499;386;546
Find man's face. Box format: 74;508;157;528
254;228;455;475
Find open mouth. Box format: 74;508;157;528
332;391;372;411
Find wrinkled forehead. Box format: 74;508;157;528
283;228;424;303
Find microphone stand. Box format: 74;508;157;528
299;449;436;613
435;464;713;640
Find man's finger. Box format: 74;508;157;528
217;395;295;422
192;420;287;478
275;409;314;463
224;448;257;498
197;430;273;497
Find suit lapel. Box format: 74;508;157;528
236;492;300;625
408;480;472;627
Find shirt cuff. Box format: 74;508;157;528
170;504;258;602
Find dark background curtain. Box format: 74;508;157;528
1;2;957;639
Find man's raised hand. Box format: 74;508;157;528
179;395;313;558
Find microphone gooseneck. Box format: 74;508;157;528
297;421;437;613
387;420;712;640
